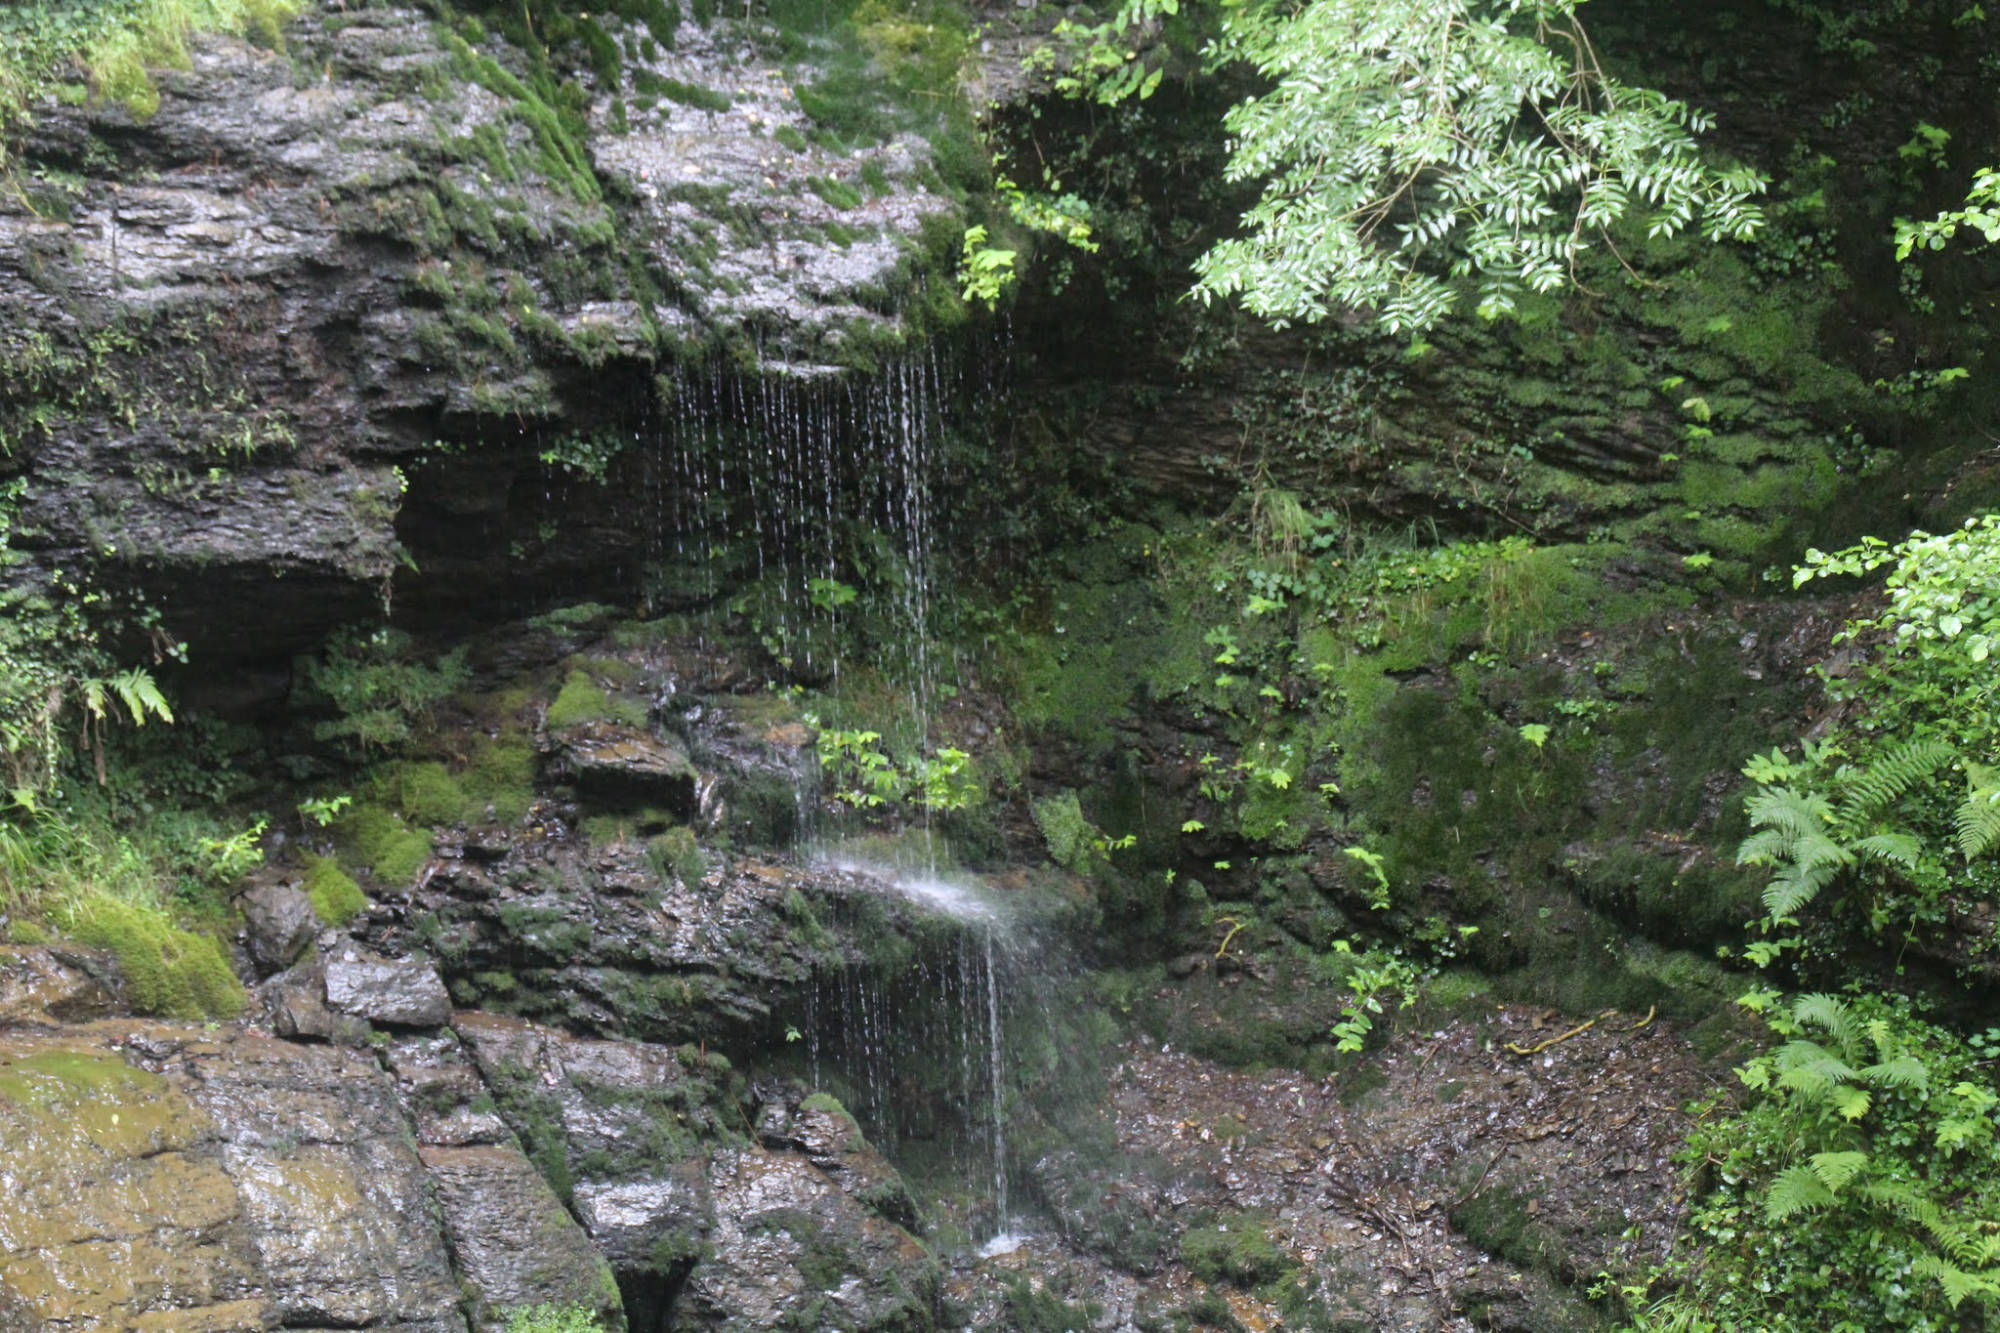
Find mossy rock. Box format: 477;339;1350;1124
387;760;471;826
464;738;538;823
338;805;434;886
304;854;368;927
547;668;647;729
67;897;245;1021
646;826;705;885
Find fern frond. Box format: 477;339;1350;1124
1809;1149;1869;1192
110;668;173;726
1765;1163;1834;1221
1837;738;1956;828
1912;1255;2000;1310
1744;786;1836;841
1791;993;1866;1064
1773;1039;1860;1099
1735;827;1795;868
1850;831;1923;870
1762;858;1841;918
1957;783;2000;860
1863;1054;1931;1093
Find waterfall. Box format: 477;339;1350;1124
803;861;1020;1238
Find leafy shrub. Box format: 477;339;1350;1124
303;854;366;926
1635;990;2000;1330
296;628;468;757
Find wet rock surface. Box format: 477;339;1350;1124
363;836;892;1045
0;1022;468;1333
323;947;454;1028
0;945;120;1026
0;1004;945;1332
239;882;319;976
553;722;701;813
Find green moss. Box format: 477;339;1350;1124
1179;1216;1295;1288
464;739;538;823
631;69;731;111
645;826;705;885
545;668;646;729
340;805;434;886
304;854;368;927
389;761;471;826
6;920;50;945
67;896;245;1021
0;1050;163;1106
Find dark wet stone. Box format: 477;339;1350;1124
324;949;452;1028
0;945;120;1024
241;882;318;975
422;1143;622;1333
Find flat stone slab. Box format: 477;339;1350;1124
556;722;699;813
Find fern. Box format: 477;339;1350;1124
1740;788;1853;917
1956;778;2000;860
1836;738;1957;827
1792;992;1867;1064
1766;1163;1834;1220
1809;1149;1870;1192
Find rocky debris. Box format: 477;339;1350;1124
239;881;319;974
983;1007;1707;1332
0;944;119;1025
423;1144;623;1333
554;721;700;813
323;948;453;1028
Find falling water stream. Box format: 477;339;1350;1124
636;341;1030;1236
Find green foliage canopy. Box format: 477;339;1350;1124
1189;0;1768;330
1045;0;1767;331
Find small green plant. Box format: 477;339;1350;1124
194;818;266;886
298;794;352;828
295;628;469;756
958;225;1016;307
1636;991;2000;1330
1328;941;1421;1053
503;1305;606;1333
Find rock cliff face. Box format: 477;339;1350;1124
0;1;970;661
